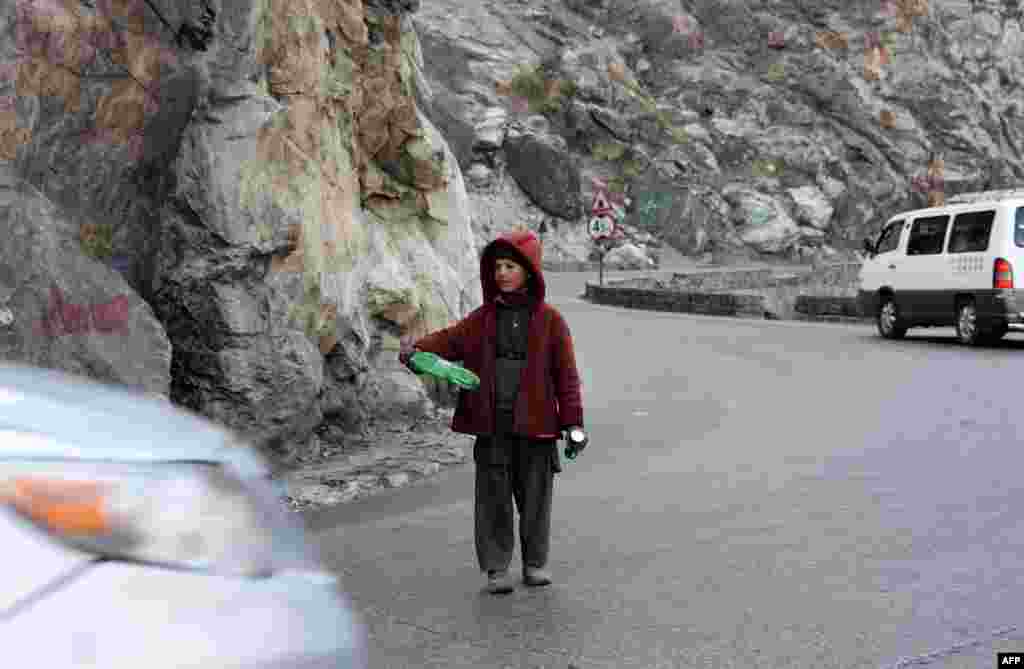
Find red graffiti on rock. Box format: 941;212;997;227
35;286;129;336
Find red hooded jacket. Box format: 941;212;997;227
412;230;584;439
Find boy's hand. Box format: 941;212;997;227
399;334;416;368
564;426;589;456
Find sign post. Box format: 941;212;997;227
588;186;616;286
588;216;615;285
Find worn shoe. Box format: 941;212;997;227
485;570;516;595
523;567;552;587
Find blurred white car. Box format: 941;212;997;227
0;362;365;668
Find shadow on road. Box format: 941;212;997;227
895;332;1024;350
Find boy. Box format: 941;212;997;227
400;230;588;594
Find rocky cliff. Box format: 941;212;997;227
1;0;480;462
1;0;1022;464
415;0;1023;264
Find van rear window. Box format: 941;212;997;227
1016;208;1024;247
947;210;995;253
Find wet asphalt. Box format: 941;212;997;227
309;266;1024;668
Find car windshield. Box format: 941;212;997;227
1016;207;1024;247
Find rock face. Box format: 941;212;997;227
0;165;172;396
1;0;480;462
4;0;1024;463
411;0;1024;263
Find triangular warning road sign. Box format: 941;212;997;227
591;190;613;215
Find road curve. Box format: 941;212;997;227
312;268;1024;668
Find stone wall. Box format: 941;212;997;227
667;262;863;294
791;263;864;298
585;262;872;323
584;283;766;318
543;261;602;272
669;268;800;291
543;259;660;272
794;296;871;323
759;263;863;320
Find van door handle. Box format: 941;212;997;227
888;264;896;269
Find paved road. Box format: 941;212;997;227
310;268;1024;668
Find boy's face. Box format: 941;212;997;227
495;258;528;293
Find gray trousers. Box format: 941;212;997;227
474;409;558;573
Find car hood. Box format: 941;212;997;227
0;363;269;478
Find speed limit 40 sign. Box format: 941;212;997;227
588;216;615;239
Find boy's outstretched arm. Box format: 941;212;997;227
399;318;468;367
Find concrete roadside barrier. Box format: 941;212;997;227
583;261;873;324
794;296;872;323
585;282;767;318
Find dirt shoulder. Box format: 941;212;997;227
281;407;473;513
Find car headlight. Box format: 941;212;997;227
0;432;315;578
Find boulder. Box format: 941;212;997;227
725;190;802;255
474;107;508;151
0;166;171;396
465;163;494;188
504;130;583;219
788;186;834;230
605;242;654;269
588;105;634;142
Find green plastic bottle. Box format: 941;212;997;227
408;351;481;391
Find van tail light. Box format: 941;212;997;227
994;258;1014;289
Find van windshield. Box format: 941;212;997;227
1016;208;1024;247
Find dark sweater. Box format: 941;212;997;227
494;296;532;412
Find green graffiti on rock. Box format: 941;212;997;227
413;272;455;332
399;30;417;99
325;50;356;100
287;13;319;38
79;223;114;262
636;191;672;228
593;141;626;162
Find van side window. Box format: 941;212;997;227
906;215;949;255
876;220;902;253
1016;207;1024;247
947;210;995;253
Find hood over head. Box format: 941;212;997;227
480;230;546;304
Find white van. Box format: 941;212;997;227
858;190;1024;346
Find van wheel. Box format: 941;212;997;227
877;297;906;339
955;300;993;346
